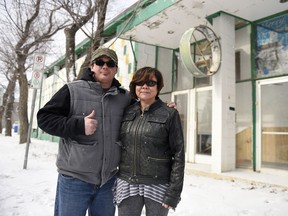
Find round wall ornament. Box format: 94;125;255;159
179;25;221;77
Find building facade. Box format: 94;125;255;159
35;0;288;174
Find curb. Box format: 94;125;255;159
185;168;288;190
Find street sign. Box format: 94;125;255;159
30;71;43;89
33;53;45;71
24;53;46;168
31;53;45;89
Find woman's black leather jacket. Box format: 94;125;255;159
118;99;185;208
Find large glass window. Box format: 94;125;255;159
236;82;253;168
134;44;173;93
157;47;173;93
174;51;194;91
174;40;212;90
135;43;156;68
196;89;212;155
173;93;188;152
260;81;288;170
255;13;288;78
235;26;252;80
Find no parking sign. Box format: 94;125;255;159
33;53;45;71
31;53;45;89
31;71;42;89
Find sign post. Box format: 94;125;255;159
23;53;45;169
31;54;45;89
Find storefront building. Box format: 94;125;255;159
36;0;288;174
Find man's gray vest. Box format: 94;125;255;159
56;80;130;186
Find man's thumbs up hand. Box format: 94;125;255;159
84;110;98;135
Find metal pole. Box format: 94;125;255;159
36;69;45;138
23;88;37;169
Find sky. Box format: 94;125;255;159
0;134;288;216
48;0;139;66
0;0;139;87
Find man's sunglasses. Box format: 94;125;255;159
135;80;158;87
94;59;116;68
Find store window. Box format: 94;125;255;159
136;43;156;68
236;82;253;168
174;45;212;92
174;51;194;91
255;13;288;78
173;93;188;152
157;47;173;93
134;43;173;93
235;25;252;81
196;89;212;155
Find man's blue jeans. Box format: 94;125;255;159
54;174;116;216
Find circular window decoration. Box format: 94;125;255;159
179;25;221;77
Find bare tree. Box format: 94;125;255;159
0;71;17;136
55;0;97;82
77;0;109;79
0;43;18;136
56;0;130;80
0;0;68;143
4;72;17;136
0;83;6;133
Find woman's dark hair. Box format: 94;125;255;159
129;67;164;100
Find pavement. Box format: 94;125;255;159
185;163;288;189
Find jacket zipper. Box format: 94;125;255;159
132;111;144;177
147;156;170;162
100;87;118;184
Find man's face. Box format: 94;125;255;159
90;56;118;88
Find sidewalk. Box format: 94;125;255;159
185;163;288;189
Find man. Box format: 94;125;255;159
37;47;131;216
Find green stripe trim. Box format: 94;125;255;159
114;0;175;37
102;0;157;37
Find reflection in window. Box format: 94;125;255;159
195;76;211;88
196;90;212;155
173;94;188;152
174;51;194;91
197;134;211;155
255;14;288;78
236;82;253;168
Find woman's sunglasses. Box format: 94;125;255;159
135;80;158;87
94;59;116;68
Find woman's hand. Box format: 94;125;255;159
162;203;172;209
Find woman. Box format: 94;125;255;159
114;67;185;216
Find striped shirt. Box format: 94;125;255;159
113;178;169;205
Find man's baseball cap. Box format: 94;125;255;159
92;48;118;65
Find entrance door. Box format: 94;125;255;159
256;77;288;170
172;87;212;164
172;90;195;162
194;87;212;164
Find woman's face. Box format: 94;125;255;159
135;75;158;104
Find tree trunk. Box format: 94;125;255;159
76;25;103;80
18;67;29;144
77;0;109;80
4;93;14;136
64;27;76;82
0;72;17;135
0;106;4;133
77;46;95;80
0;91;9;134
4;73;17;136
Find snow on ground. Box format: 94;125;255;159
0;134;288;216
